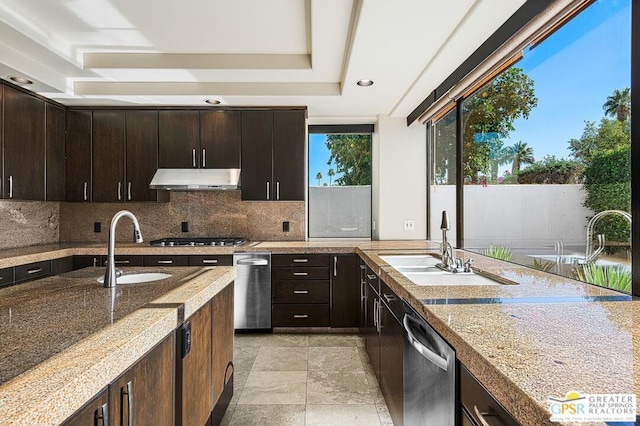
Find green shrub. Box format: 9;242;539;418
516;156;582;184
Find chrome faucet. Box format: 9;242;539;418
439;211;455;270
103;210;143;288
584;210;631;263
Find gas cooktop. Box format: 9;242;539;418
149;237;246;247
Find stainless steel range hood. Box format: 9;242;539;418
149;168;241;190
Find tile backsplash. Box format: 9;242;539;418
59;191;305;243
0;201;60;250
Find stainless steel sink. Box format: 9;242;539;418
97;272;172;285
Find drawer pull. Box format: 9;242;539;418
293;290;309;294
473;405;493;426
114;260;130;265
157;260;173;264
366;273;377;280
383;293;396;303
293;314;309;319
293;272;308;276
293;259;308;263
27;268;43;274
202;259;218;264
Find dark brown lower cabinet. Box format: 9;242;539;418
330;254;360;328
143;255;189;267
109;332;175;426
364;273;380;379
62;387;109;426
379;296;403;426
272;304;330;327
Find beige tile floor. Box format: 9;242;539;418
221;333;394;426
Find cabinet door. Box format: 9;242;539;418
330;254;360;328
380;305;403;426
92;111;125;202
200;111;241;168
62;387;109;426
364;281;380;380
158;110;199;168
126;110;164;201
66;110;92;201
212;283;234;405
179;302;212;426
110;332;175;426
46;103;66;201
3;86;45;200
143;255;189;267
241;111;273;200
272;110;305;201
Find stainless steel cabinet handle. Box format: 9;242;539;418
361;281;366;301
237;259;269;266
202;148;206;167
84;182;88;201
293;314;309;319
403;314;448;371
192;148;196;168
276;181;280;200
27;268;43;274
117;182;122;201
266;181;270;200
97;402;109;426
127;182;131;201
293;272;308;276
202;259;218;264
293;259;308;263
157;260;173;264
473;405;493;426
293;290;309;294
373;299;378;327
366;273;377;280
114;260;130;265
333;256;337;277
122;380;133;426
8;176;13;198
383;293;396;303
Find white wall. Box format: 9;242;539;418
373;115;426;240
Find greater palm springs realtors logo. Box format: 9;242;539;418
549;391;637;422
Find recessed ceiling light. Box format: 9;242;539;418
356;79;374;87
9;76;33;85
204;99;221;105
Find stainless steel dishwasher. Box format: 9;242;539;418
403;301;456;426
233;252;271;330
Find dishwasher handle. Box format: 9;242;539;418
236;258;269;266
403;314;448;371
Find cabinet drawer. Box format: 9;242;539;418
0;267;14;288
144;255;189;266
272;280;330;304
15;261;51;283
272;267;330;281
106;255;144;267
188;255;233;266
272;304;330;327
272;254;330;267
380;279;402;322
461;364;520;426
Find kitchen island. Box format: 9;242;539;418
0;265;236;425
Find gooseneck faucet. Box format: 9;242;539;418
103;210;143;288
439;211;454;270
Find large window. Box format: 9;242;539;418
308;128;372;238
428;0;632;293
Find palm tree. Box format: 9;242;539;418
328;168;335;186
315;172;323;186
603;88;631;122
509;141;534;174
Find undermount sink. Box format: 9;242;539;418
97;272;172;285
379;254;504;286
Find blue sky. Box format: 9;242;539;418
309;0;630;185
505;0;630;162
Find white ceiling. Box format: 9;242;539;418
0;0;526;124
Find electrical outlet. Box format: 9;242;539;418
282;221;290;232
403;220;415;231
181;221;189;232
94;222;101;233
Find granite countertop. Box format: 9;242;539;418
0;241;638;426
0;265;236;425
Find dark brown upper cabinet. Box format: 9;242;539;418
125;110;166;202
200;110;241;168
92;111;125;202
66;110;92;202
45;103;66;201
3;86;46;200
158;110;199;168
241;110;305;201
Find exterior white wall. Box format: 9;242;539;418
430;184;593;248
373;115;426;240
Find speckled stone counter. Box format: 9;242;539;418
0;265;236;425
